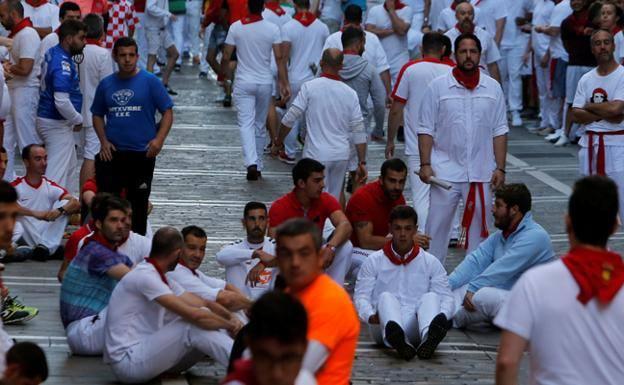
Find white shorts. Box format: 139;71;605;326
146;28;175;55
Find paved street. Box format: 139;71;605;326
2;62;610;384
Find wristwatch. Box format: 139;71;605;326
57;207;66;215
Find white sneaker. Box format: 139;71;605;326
554;134;570;146
544;129;561;141
511;111;523;127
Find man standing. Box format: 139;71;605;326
222;0;289;181
37;1;81;59
92;37;174;236
21;0;59;38
572;29;624;221
495;176;624;385
145;0;179;94
37;19;86;189
418;33;508;262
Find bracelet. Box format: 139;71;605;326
497;168;506;174
420;163;431;167
359;161;367;165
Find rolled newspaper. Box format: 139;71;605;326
429;176;452;190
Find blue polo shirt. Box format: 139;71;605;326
38;44;82;120
91;69;173;152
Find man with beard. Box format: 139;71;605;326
418;33;508;263
447;183;553;328
36;19;86;189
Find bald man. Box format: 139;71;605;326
273;48;367;199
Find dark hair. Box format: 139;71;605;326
454;32;482;54
389;205;418;226
150;227;184;258
441;34;453;57
7;0;24;18
276;218;322;252
91;193;130;222
590;28;615;44
58;19;87;42
244;201;267;218
247;291;308;345
59;1;80;19
181;225;207;240
5;342;48;381
568;176;619;247
341;25;364;48
292;158;325;185
0;146;6;154
0;180;17;204
495;184;532;214
21;143;44;160
293;0;310;9
113;36;138;55
380;158;407;178
320;48;343;69
248;0;264;15
83;13;104;39
422;32;446;55
344;4;363;23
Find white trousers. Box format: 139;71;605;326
499;47;524;112
349;246;375;281
74;125;100;160
370;291;442;347
135;13;149;69
233;82;272;171
284;81;304;158
169;14;185;65
66;307;107;355
0;324;13;374
185;0;202;57
534;53;561;129
320;159;349;200
452;285;509;328
110;317;233;384
3;86;41;180
322;221;352;285
19;200;67;252
407;155;430;232
426;182;492;263
578;145;624;221
36;117;77;189
199;24;213;73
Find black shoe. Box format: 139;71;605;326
199;71;208;79
223;95;232;107
31;245;50;262
174;64;181;72
397;125;405;143
49;245;64;260
246;165;259;181
385;321;417;361
165;85;178;96
448;238;459;248
416;313;451;360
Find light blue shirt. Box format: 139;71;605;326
448;212;554;293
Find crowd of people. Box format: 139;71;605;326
0;0;618;384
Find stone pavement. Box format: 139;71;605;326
2;61;611;384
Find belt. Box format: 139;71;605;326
587;130;624;175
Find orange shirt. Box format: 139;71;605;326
226;0;248;24
293;274;359;385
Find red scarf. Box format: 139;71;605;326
293;11;317;27
146;257;169;285
24;0;47;7
383;241;420;265
562;247;624;305
8;17;33;38
241;14;263;24
452;66;480;90
264;1;285;16
384;0;406;12
84;231;118;251
221;359;259;385
459;183;489;249
86;38;101;46
441;56;456;66
178;258;198;277
320;73;341;81
455;22;475;34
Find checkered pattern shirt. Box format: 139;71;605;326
104;0;139;49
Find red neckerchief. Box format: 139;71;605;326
24;0;47;7
441;56;456;66
320;73;341;80
145;257;169;285
178;259;198;277
343;49;360;55
452;66;480;90
221;359;259;385
562;247;624;305
86;38;101;45
8;18;33;38
459;182;489;249
340;22;361;32
455;22;475;34
293;11;317;27
241;14;263;24
84;231;118;251
264;1;285;16
384;0;406;12
382;241;420;266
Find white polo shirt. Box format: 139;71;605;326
167;263;226;302
494;260;624;385
323;28;390;74
417;71;508;182
445;26;500;70
22;1;60;30
365;4;413;79
531;0;555;57
224;18;281;85
435;6;482;32
79;43;114;127
391;59;452;156
118;232;152;265
500;0;532;50
548;0;572;61
471;0;507;38
7;26;40;89
282;17;329;84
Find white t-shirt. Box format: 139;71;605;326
391;59;452;156
615;30;624;64
79;43;114;127
323;29;390;74
549;0;572;61
0;67;10;120
435;6;482;33
167;263;226;302
262;7;291;28
531;0;555;57
445;26;500;69
104;261;185;363
118;232;152;265
429;0;453;33
500;0;532;49
366;4;413;78
282;18;329;84
22;1;60;30
224;19;281;85
12;175;68;231
320;0;342;22
37;31;57;74
494;260;624;385
471;0;507;38
7;26;41;89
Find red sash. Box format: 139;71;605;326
459;183;489;249
382;241;420;265
586;130;624;176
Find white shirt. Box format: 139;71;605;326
354;247;455;322
224;19;281;85
104;261;185;364
494;260;624;385
435;6;482;32
417;71;508;182
215;237;277;299
320;0;342;22
573;65;624;147
37;31;57;73
391;59;452;156
144;0;171;29
500;0;531;49
615;31;624;64
548;0;572;61
429;0;453;33
22;1;60;30
167;263;226;302
471;0;507;38
323;28;390;74
445;26;501;69
531;0;555;57
0;67;10;120
79;43;114;127
366;4;413;77
282;76;365;161
282;18;329;84
262;7;291;28
7;26;40;89
12;175;67;230
118;232;152;265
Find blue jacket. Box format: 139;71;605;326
448;212;554;292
